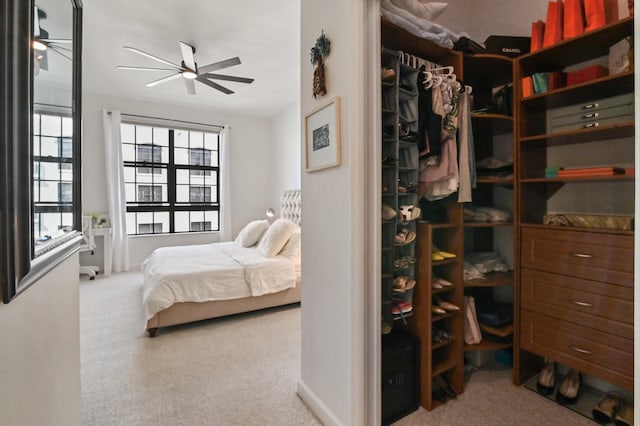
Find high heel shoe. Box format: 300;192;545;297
433;375;456;399
592;391;622;423
555;369;581;405
614;398;634;426
536;360;556;395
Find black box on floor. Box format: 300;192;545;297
382;329;420;425
485;35;531;57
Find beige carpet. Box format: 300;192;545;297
81;271;595;426
80;270;321;426
392;363;595;425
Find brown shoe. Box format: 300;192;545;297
592;392;622;423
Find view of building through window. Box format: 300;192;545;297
121;122;220;235
33;112;74;241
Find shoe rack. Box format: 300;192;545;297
515;14;634;411
382;17;466;411
461;53;517;368
409;203;464;411
381;47;420;330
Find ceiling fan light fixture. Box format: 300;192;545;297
33;39;47;51
182;70;197;80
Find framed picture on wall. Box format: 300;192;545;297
304;96;341;172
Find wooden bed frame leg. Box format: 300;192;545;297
147;328;158;337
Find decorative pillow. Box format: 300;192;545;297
257;218;298;257
234;220;270;247
279;228;301;258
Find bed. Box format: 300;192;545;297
143;190;302;337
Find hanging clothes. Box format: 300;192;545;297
457;86;476;202
417;65;443;157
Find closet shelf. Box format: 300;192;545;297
431;311;457;323
463;221;513;228
521;174;634;183
432;358;458;377
520;72;633;110
519;223;634;236
519;121;634;146
518;17;633;72
432;337;455;350
464;271;513;288
474;177;514;186
464;341;512;352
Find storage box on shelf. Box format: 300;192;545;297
515;16;635;409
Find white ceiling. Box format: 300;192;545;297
82;0;300;117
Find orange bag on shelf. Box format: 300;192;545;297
564;0;585;39
584;0;619;31
543;0;564;48
530;20;546;52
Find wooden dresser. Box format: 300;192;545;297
519;226;634;390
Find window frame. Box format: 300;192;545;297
122;123;221;236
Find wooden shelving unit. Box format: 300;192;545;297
514;17;635;392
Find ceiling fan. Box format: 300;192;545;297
118;42;254;95
33;6;73;73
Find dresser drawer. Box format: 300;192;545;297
521;269;633;340
521;310;633;390
521;227;633;286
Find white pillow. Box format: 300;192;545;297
279;228;301;258
235;220;270;247
257;219;298;257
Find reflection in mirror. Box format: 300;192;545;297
32;0;77;258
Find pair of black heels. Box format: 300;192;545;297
432;375;456;402
536;361;581;405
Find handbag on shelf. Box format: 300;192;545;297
464;296;482;345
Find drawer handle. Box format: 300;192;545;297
581;112;599;119
571;300;593;308
583;122;600;129
570;345;592;355
569;252;594;259
582;103;599;110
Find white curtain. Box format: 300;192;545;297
102;110;129;272
219;126;233;241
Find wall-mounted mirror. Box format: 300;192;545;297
0;0;83;302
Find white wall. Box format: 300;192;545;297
82;92;280;266
270;101;302;213
0;255;81;426
437;0;629;44
298;2;367;425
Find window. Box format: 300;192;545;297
33;112;75;241
138;223;163;234
122;123;220;235
190;221;212;232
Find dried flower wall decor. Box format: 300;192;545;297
310;31;331;99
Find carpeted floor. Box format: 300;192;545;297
80;271;595;426
80;270;321;426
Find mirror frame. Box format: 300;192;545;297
0;0;83;303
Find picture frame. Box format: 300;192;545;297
304;96;341;172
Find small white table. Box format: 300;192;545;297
93;227;113;277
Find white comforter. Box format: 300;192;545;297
141;242;298;321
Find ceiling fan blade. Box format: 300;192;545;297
201;73;254;84
197;57;241;74
123;46;183;70
185;78;196;95
196;77;234;94
146;73;182;87
41;39;72;44
117;66;176;71
49;45;72;61
179;41;196;71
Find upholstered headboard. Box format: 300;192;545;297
281;190;301;225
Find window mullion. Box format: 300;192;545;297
168;129;176;233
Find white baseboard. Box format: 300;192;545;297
297;379;344;426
